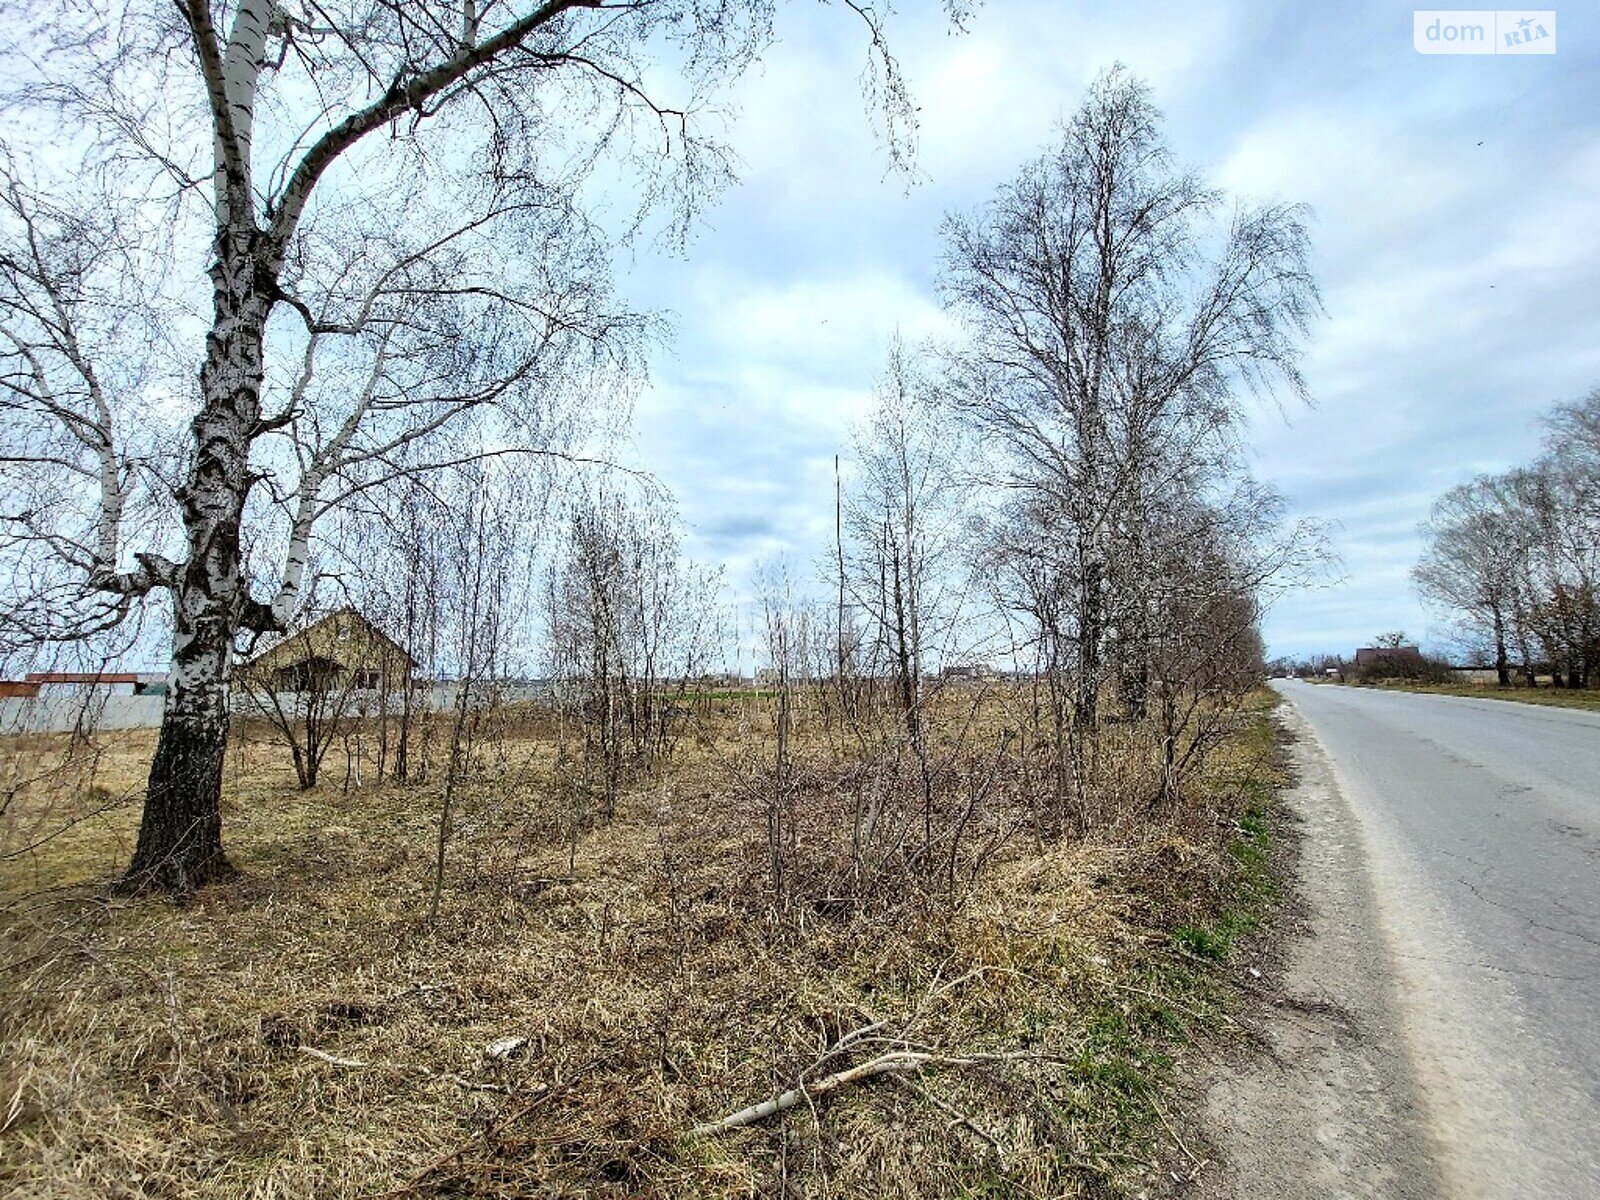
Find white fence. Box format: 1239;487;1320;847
0;693;166;736
0;681;556;735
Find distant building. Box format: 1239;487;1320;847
1;672;167;699
240;608;416;695
941;663;992;681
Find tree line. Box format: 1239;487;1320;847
1414;392;1600;689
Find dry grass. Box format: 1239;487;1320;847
0;691;1286;1199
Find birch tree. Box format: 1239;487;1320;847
842;339;967;853
844;341;962;742
1416;395;1600;691
0;0;921;891
941;66;1319;728
1414;477;1525;686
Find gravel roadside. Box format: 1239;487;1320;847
1193;703;1442;1200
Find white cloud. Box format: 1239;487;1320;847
617;0;1600;657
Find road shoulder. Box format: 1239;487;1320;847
1194;701;1441;1200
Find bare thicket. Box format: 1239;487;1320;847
839;340;972;854
364;482;448;785
426;464;534;923
0;0;922;893
1134;480;1325;805
547;488;723;825
757;568;808;897
1415;389;1600;688
235;604;383;791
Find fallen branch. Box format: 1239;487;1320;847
690;966;1073;1138
689;1048;1060;1137
690;1051;948;1136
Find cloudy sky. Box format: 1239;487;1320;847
609;0;1600;660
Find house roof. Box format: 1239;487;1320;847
243;606;417;670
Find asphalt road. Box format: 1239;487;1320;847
1271;681;1600;1198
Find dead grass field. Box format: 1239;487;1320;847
1;691;1286;1199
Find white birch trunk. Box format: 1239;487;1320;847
126;221;270;886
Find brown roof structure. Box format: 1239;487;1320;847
241;607;416;694
24;672;141;684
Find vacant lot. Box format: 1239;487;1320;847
1;690;1284;1199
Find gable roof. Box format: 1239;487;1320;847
243;607;417;672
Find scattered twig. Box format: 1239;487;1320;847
1145;1087;1207;1177
892;1073;1007;1159
298;1044;367;1068
1109;980;1237;1028
427;1069;510;1094
295;1043;511;1093
360;1064;595;1200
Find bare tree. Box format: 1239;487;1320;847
841;338;969;853
0;0;925;891
751;566;814;898
941;66;1319;733
1414;479;1524;686
1535;393;1600;687
428;464;524;924
547;487;722;821
1417;393;1600;693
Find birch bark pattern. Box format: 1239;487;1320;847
124;229;269;888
